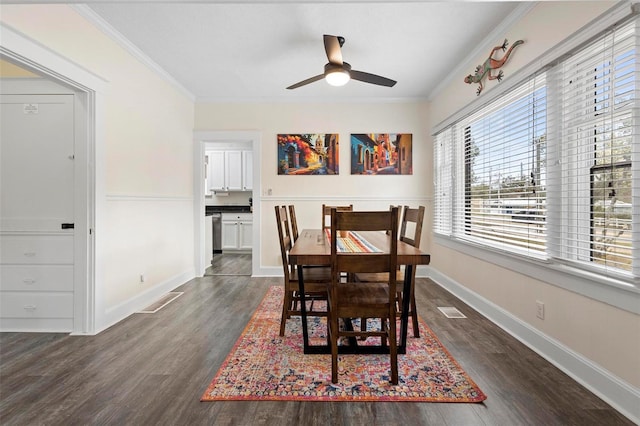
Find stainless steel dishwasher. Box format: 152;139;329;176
211;212;222;256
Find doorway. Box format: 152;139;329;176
205;253;252;276
1;91;76;332
1;26;101;334
193;131;261;278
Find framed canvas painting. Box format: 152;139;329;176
277;134;339;175
350;133;413;175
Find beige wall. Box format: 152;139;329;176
194;101;431;268
0;4;196;327
0;59;39;77
427;0;639;391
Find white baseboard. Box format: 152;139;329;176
426;266;639;425
254;266;284;277
97;269;195;334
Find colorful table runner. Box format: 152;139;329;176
324;229;382;253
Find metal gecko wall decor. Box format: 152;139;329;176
464;38;524;96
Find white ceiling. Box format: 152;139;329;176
82;1;526;102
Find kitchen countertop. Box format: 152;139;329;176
206;205;251;215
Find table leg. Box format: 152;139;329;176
297;266;311;353
399;265;413;353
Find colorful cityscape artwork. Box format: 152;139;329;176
277;134;339;175
350;133;413;175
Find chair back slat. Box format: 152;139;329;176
322;203;353;230
399;205;425;249
336;255;392;274
274;205;293;279
330;208;399;288
385;205;403;235
288;205;299;242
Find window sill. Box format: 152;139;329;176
434;233;640;314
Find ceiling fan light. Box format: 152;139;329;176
325;69;350;87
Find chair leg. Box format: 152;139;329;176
410;293;420;338
388;316;398;385
360;317;368;339
279;289;292;336
330;310;339;384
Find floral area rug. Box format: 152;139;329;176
201;286;487;402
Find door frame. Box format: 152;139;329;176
193;131;261;276
1;23;105;334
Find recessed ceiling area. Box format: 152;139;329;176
83;1;525;102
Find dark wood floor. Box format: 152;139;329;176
0;277;632;425
205;253;252;276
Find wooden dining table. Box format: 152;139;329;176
288;229;431;355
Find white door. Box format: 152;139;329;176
0;94;75;332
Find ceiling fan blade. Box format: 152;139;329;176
351;70;397;87
286;74;325;90
323;34;343;65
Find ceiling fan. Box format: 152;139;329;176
286;34;397;90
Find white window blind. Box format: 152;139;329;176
434;127;454;235
456;74;548;257
433;16;639;280
549;19;637;276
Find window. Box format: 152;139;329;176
461;79;547;257
553;22;636;275
434;17;638;281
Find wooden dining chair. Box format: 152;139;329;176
328;207;400;384
288;205;299;242
275;206;330;336
356;205;425;338
388;204;403;235
321;204;353;231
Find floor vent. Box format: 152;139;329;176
137;292;183;314
206;273;252;276
437;307;467;319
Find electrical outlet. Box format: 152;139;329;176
140;274;145;283
536;300;545;319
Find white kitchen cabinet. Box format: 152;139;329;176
225;150;243;191
239;219;253;250
206;150;252;193
242;150;253;191
221;213;252;251
207;151;226;192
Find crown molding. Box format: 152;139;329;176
428;2;535;101
72;4;195;102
